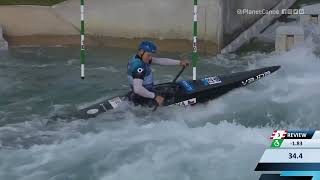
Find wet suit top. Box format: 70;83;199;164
127;55;180;99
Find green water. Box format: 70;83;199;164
0;46;233;126
0;45;320;180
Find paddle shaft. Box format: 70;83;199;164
172;66;186;83
153;66;186;111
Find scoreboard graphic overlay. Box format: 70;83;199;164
255;130;320;180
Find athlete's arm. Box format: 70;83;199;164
152;57;180;65
131;64;155;99
132;79;155;99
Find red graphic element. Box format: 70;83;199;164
270;130;288;139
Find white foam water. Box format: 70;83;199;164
0;41;320;180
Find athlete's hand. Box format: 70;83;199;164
155;95;165;106
180;60;190;67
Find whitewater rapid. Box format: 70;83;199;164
0;43;319;180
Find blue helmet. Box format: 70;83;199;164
138;41;157;53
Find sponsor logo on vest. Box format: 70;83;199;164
137;68;144;73
242;71;271;86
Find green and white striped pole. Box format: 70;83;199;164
80;0;85;79
192;0;198;81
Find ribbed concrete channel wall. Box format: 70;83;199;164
0;5;79;36
54;0;221;41
52;0;224;53
222;0;281;46
52;0;281;53
0;0;287;53
221;0;297;54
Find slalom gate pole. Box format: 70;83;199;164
80;0;85;79
192;0;198;81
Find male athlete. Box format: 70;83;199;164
127;41;190;107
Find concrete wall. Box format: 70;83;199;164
300;4;320;25
0;25;8;50
275;25;304;52
54;0;282;51
0;5;79;36
0;0;285;53
222;0;281;45
221;0;297;54
53;0;223;43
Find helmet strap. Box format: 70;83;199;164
141;51;145;59
139;50;151;64
140;51;146;61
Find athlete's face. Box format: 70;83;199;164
139;51;153;64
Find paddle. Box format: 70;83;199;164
152;66;186;111
172;66;186;83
